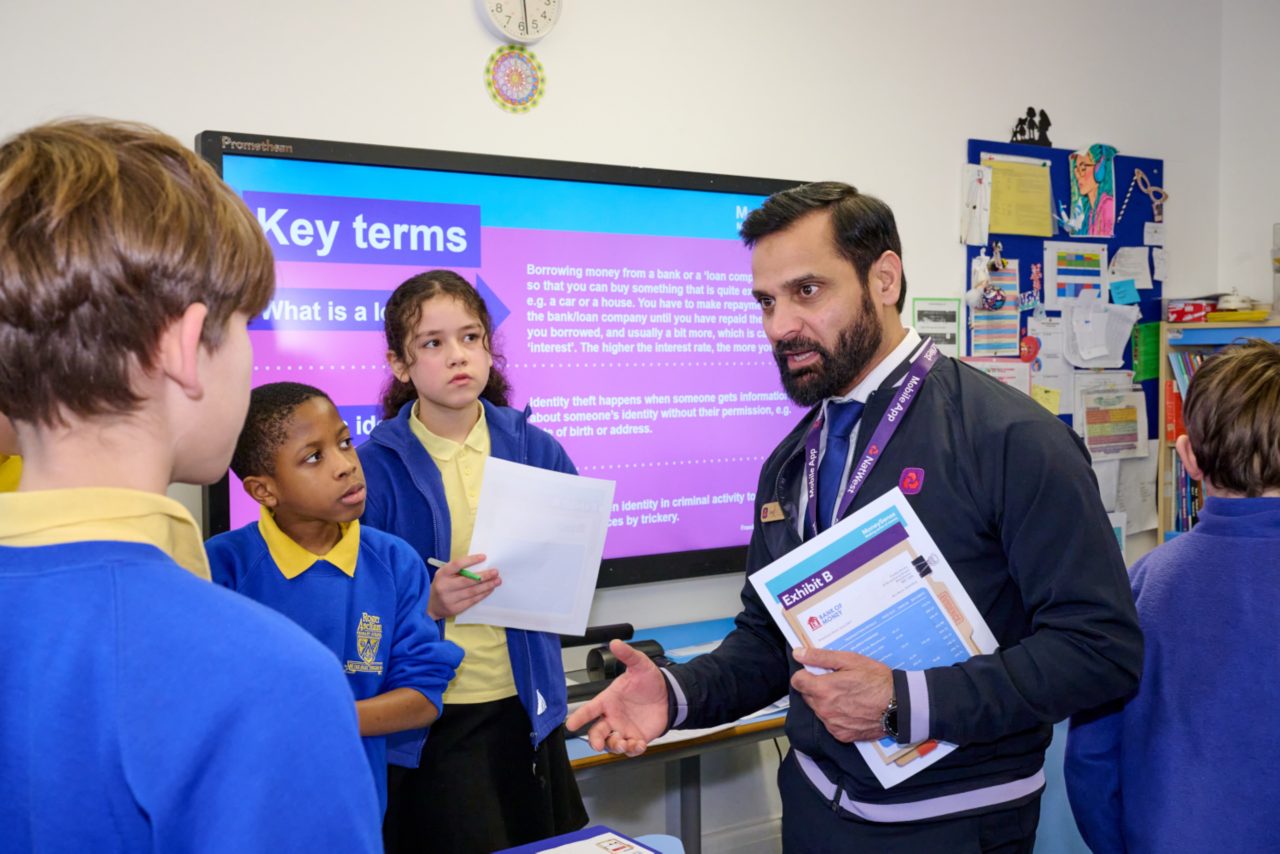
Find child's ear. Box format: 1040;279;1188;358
157;303;210;398
242;474;280;509
1174;435;1206;483
386;349;410;383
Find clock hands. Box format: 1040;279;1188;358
522;0;528;35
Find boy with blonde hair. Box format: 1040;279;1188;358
1066;339;1280;853
0;120;382;851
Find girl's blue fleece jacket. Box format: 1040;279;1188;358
358;398;576;747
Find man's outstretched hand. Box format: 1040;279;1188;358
565;639;670;757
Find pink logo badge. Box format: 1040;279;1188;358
807;616;822;630
899;467;925;495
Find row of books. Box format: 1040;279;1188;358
1165;348;1210;536
1168;447;1203;534
1166;349;1209;398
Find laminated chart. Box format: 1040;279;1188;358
971;259;1020;356
1078;390;1148;460
1043;241;1109;309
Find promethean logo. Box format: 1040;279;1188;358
221;136;294;154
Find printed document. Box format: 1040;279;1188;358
982;153;1054;236
459;458;615;635
750;488;997;788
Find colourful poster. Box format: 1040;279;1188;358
1044;241;1108;308
970;260;1020;356
1063;144;1117;238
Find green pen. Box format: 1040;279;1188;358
427;556;483;582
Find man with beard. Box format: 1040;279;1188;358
567;182;1141;852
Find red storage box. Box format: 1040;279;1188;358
1166;300;1216;322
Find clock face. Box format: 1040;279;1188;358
478;0;562;44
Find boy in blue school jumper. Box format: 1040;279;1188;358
207;381;463;814
0;120;382;852
1066;339;1280;854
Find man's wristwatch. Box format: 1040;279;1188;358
880;695;899;740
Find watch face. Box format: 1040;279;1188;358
482;0;561;43
882;702;898;738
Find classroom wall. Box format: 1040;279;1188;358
0;2;1236;849
1218;0;1280;305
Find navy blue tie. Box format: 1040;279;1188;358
817;399;865;532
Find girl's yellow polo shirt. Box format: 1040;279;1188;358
410;402;517;704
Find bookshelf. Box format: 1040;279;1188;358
1156;320;1280;540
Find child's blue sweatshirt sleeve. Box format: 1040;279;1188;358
381;534;463;710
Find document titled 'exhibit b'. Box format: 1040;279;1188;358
750;488;998;788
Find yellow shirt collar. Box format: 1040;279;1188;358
410;401;489;460
257;505;360;579
0;487;210;580
0;455;21;493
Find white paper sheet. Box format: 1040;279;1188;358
1063;303;1141;368
1026;316;1074;415
1144;222;1165;246
749;489;998;789
458;457;615;635
959;357;1031;394
1109;246;1153;290
961;164;992;246
1070;301;1112;360
1093;460;1119;512
540;831;657;854
1116;453;1159;533
1152;247;1168;282
1073;369;1134;397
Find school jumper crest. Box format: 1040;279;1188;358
345;612;384;674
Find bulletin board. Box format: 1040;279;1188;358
964;137;1164;439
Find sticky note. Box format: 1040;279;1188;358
1031;384;1061;414
1111;279;1140;305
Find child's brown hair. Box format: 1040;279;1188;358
380;270;510;418
0;119;275;427
1183;338;1280;496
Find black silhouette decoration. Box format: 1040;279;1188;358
1010;107;1052;147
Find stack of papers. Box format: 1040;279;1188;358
1063;302;1141;368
